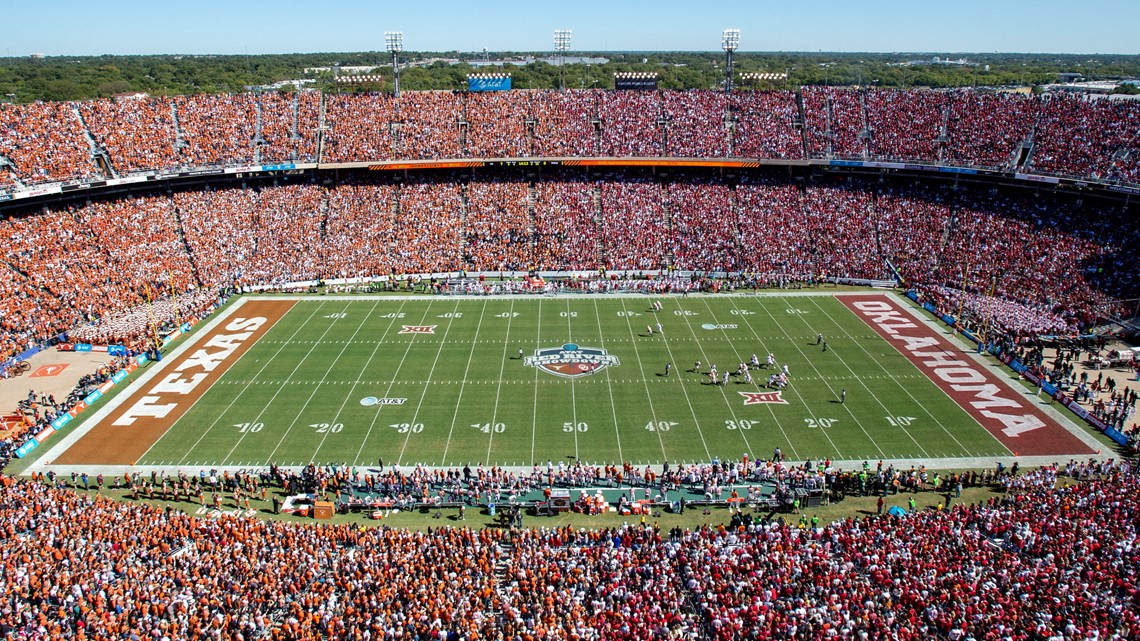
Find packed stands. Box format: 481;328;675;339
258;90;320;163
599;90;663;157
1;168;1137;364
802;87;867;159
79;96;180;174
1030;91;1140;183
173;93;257;168
396;91;463;160
464;178;531;271
3;88;1140;187
532;173;599;270
944;90;1037;169
322;181;399;279
321;92;396;163
662;90;729;158
730;90;804;159
0;458;1135;639
465;91;530;158
865;88;949;161
0;101;98;187
531;89;599;157
600;177;668;270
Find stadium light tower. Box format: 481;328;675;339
721;28;740;93
386;31;404;96
554;29;572;89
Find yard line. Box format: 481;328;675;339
617;299;688;462
755;297;889;459
218;301;357;465
169;301;327;465
258;301;382;465
351;301;435;466
698;298;827;459
440;300;489;466
667;298;760;459
566;299;579;462
398;300;464;464
485;299;516;463
530;300;542;466
592;298;624;464
804;296;970;452
649;298;723;461
306;299;388;462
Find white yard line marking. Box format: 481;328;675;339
217;301;354;465
440;300;489;466
618;299;692;461
530;300;542;466
700;298;817;459
756;297;889;458
808;295;970;452
566;299;580;462
351;301;434;466
256;302;377;465
171;301;327;465
308;299;386;462
670;298;758;459
592;298;624;464
484;299;516;464
398;300;463;464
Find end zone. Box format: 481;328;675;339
46;299;296;465
841;294;1095;457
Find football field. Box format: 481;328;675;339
108;292;1023;468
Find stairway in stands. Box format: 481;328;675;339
72;104;116;179
489;538;513;629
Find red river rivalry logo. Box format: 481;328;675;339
524;343;620;379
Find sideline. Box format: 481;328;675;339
29;299;253;469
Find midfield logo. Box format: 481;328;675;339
739;391;789;405
399;325;437;334
524;343;620;379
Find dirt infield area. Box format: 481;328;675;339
50;300;295;465
842;295;1095;457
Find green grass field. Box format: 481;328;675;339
138;293;1008;467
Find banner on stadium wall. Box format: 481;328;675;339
111;370;129;384
35;426;55;443
14;438;38;459
50;414;72;430
615;77;658;90
468;76;511;92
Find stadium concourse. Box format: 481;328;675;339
0;85;1138;639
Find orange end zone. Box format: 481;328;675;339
51;299;296;465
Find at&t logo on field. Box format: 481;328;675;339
524;343;620;379
701;323;738;330
360;397;408;406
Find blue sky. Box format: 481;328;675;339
4;0;1137;56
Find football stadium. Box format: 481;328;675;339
0;8;1139;639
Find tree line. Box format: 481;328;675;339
1;51;1137;103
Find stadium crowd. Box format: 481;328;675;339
6;88;1140;190
1;171;1138;366
0;458;1133;639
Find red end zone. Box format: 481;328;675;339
841;295;1093;457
